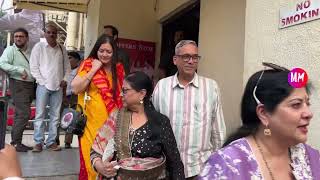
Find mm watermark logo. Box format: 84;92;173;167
288;68;308;88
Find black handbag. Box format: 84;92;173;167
60;91;89;136
60;104;87;136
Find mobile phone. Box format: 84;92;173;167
0;98;8;150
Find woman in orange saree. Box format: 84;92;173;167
71;34;125;180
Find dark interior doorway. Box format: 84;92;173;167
159;1;200;77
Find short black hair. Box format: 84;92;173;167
67;51;81;61
13;28;28;37
103;25;119;37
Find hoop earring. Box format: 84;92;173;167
264;125;271;136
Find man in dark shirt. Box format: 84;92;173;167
158;30;184;79
104;25;130;75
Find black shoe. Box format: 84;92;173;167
21;143;33;150
65;143;72;149
13;144;29;152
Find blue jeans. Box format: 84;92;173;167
33;85;62;146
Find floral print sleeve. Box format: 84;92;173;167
199;138;262;180
199;138;320;180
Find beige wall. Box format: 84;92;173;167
84;0;101;57
98;0;157;42
85;0;158;57
245;0;320;149
197;0;246;135
157;0;196;21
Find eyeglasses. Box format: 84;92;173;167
121;88;133;95
253;62;289;105
175;54;201;62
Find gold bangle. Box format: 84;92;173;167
92;158;102;169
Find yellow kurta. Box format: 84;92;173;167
78;70;112;180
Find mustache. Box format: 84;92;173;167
15;44;26;48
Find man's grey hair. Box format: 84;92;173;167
44;22;58;32
175;40;198;55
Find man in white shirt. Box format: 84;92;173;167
30;23;71;152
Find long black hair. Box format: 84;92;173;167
224;68;311;146
125;71;161;140
87;34;118;100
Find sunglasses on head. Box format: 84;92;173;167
253;62;289;105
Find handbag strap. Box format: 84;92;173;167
18;49;29;63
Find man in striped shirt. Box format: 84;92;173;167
152;40;226;179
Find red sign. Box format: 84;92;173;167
117;38;155;79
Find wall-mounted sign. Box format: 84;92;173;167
279;0;320;29
117;38;156;79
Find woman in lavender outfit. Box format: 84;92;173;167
199;62;320;180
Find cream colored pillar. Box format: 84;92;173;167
66;12;78;50
77;13;84;51
7;32;11;46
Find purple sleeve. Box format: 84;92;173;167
198;152;239;180
198;140;261;180
304;144;320;179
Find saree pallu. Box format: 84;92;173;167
91;108;166;180
78;59;124;180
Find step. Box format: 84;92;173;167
5;131;80;178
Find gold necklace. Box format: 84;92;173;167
253;136;275;180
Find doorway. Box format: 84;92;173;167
159;1;200;77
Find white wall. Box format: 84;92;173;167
245;0;320;149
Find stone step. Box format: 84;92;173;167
5;131;80;178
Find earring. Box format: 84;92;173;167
264;125;271;136
139;100;143;104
